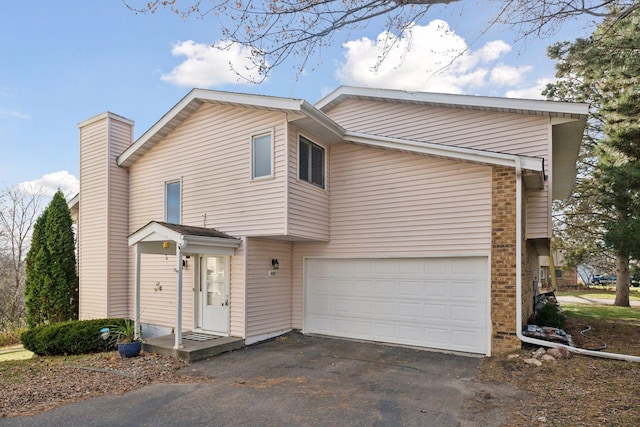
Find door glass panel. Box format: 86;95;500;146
206;256;226;307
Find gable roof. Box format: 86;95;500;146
316;86;589;199
128;221;241;256
117;88;345;168
315;85;589;120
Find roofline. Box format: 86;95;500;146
78;111;134;129
344;131;544;171
316;86;590;119
117;89;343;168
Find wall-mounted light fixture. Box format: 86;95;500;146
271;258;279;270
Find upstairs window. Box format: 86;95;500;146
299;136;325;189
252;132;273;179
165;180;181;224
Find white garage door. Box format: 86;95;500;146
304;257;489;355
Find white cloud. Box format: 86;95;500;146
18;171;79;199
490;64;532;86
161;40;266;87
505;78;555;100
0;108;30;120
335;20;532;95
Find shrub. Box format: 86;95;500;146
531;301;567;328
21;318;127;356
0;324;26;347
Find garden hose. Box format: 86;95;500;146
580;325;608;351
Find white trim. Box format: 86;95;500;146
77;111;134;129
344;131;544;172
297;133;327;190
245;328;292;345
250;129;275;180
315;85;590;118
164;178;182;224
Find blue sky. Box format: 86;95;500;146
0;1;597;197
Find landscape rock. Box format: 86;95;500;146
532;347;547;358
507;354;520;359
547;347;572;359
541;354;557;363
523;357;543;367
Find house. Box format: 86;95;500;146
540;250;579;290
71;86;588;356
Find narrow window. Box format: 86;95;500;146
252;133;272;179
299;136;325;188
165;180;181;224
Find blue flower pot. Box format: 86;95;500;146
117;341;142;358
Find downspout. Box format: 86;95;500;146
513;157;640;362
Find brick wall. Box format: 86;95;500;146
491;166;521;353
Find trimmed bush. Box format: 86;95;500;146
531;301;567;329
21;318;127;356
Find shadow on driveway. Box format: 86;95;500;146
1;333;523;427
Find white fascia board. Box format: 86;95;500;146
118;89;308;167
128;222;182;246
299;101;346;138
344;132;544;171
182;235;241;249
317;86;589;118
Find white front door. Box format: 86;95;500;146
198;255;229;334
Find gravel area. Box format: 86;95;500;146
0;351;209;418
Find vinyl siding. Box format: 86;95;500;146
290;143;493;328
325;98;552;239
127;103;286;332
79;119;109;319
245;238;293;338
287;125;330;240
78;114;132;320
128;103;287;235
106;119;131;317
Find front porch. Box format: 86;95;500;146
143;332;245;362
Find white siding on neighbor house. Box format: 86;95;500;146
245;238;293;339
291;142;493;328
287;124;330;241
127;103;287;333
78;114;132;320
325;98;553;240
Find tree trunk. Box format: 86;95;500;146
615;254;631;307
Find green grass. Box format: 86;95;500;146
0;346;33;362
562;304;640;322
557;289;640;301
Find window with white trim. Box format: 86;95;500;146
252;133;273;179
165;180;181;224
299;136;324;188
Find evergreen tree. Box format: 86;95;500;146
24;209;48;328
546;7;640;306
24;190;78;326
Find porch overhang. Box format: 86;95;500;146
128;221;241;255
128;221;241;350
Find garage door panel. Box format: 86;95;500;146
305;257;489;354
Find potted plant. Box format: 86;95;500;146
110;319;142;357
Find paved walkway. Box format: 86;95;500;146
556;295;640;307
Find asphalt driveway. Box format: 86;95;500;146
1;333;522;427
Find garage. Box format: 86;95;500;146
304;257;490;355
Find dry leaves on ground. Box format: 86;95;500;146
0;351;210;418
478;317;640;426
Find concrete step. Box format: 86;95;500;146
143;334;245;362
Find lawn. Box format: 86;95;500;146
557;288;640;301
0;346;33;362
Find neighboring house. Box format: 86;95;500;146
71;86;587;356
540;250;579;290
